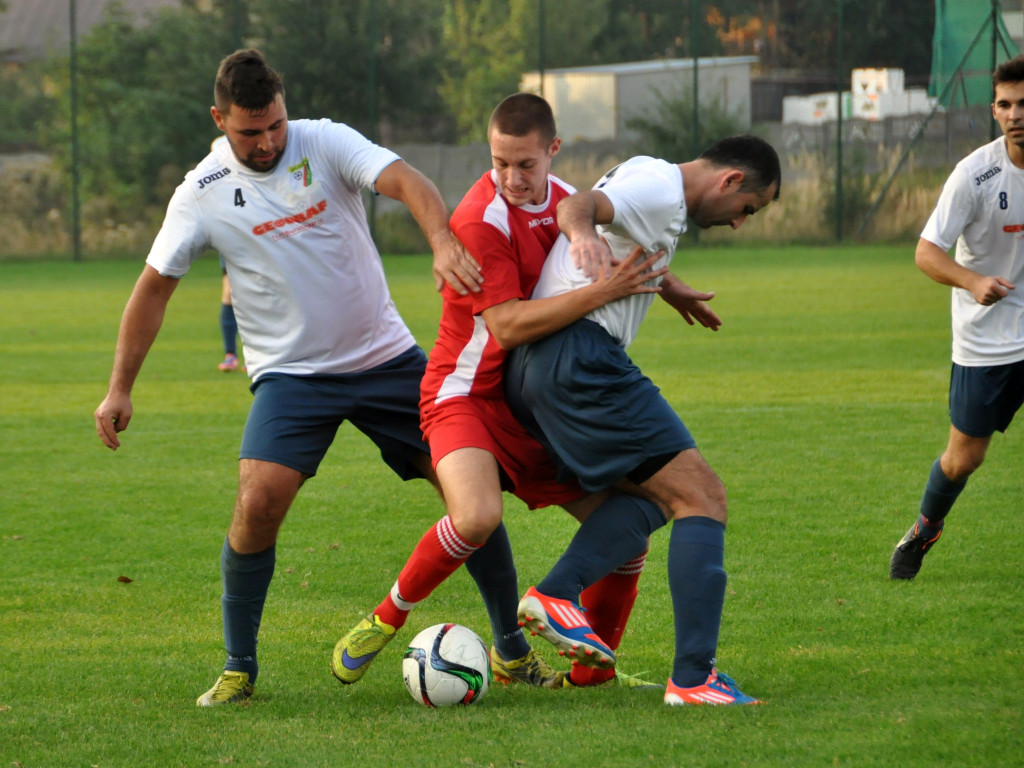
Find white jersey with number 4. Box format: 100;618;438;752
921;136;1024;366
147;119;416;380
531;156;685;348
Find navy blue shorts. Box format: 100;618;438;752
240;345;430;479
505;319;695;492
949;359;1024;437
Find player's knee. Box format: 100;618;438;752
943;444;987;480
660;486;726;524
448;505;503;544
943;454;984;481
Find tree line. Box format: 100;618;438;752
1;0;934;222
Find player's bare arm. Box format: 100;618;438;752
482;247;666;350
374;160;483;296
915;237;1015;306
93;266;179;450
557;190;617;280
658;272;722;330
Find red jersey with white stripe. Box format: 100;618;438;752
420;170;574;410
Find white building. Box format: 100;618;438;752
782;68;937;125
521;56;758;145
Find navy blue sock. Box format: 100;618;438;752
220;303;238;356
221;539;275;683
668;516;726;688
537;495;666;602
918;458;967;533
464;522;530;661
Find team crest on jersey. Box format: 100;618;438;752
289;157;313;187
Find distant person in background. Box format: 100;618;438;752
889;55;1023;580
217;254;243;372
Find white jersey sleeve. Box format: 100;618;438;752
147;168;215;278
920;137;1024;366
920;156;980;252
306;118;401;193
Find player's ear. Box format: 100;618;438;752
548;136;562;158
211;105;227;132
721;169;745;191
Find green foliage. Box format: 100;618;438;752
516;0;611;71
42;4;235;218
590;0;723;63
253;0;453;141
438;0;528;143
438;0;620;142
0;60;58;152
2;247;1023;767
776;0;935;78
625;86;747;160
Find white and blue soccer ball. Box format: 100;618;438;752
402;623;490;707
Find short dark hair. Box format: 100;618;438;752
214;49;285;115
699;134;781;200
488;93;557;143
993;55;1024;91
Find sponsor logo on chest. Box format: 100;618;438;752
253;199;328;237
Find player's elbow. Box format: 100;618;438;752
914;239;942;273
490;328;522;351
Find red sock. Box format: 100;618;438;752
569;550;646;686
374;515;481;629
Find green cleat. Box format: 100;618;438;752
196;671;253;707
609;670;664;689
331;615;397;684
490;646;565;689
562;668;664;690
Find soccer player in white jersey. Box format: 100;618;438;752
505;135;781;705
889;56;1024;580
92;49;512;707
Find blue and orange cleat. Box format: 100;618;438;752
517;586;615;669
218;353;244;372
664;669;760;706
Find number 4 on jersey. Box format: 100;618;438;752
234;188;246;208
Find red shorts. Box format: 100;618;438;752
421;396;583;510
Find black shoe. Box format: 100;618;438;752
889;522;942;580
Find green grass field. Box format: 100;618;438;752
1;245;1021;767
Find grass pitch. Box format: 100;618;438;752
1;245;1021;767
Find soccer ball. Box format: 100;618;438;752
402;623;490;707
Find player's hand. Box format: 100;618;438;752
570;235;615;280
971;275;1015;306
595;246;667;300
431;229;483;295
94;394;132;450
659;274;722;331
